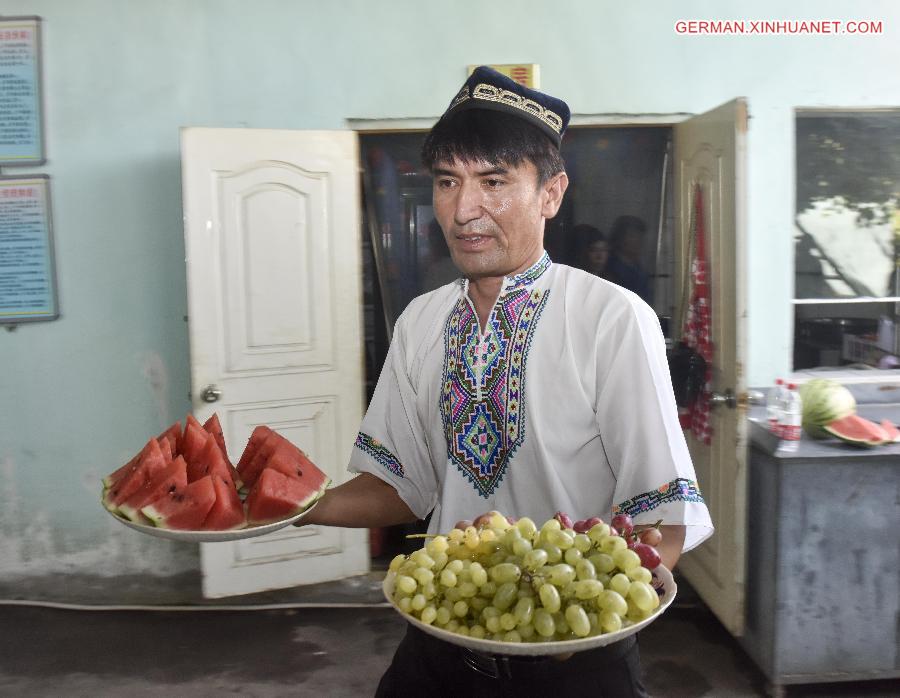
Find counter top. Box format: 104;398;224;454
748;402;900;459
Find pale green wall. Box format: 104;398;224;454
1;0;897;594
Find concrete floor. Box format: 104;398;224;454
1;578;897;697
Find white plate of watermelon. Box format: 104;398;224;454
383;564;677;656
101;416;329;543
106;500;319;543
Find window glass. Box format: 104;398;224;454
793;110;900;370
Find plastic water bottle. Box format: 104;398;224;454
767;378;785;436
779;383;803;451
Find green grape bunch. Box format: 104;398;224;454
387;510;666;643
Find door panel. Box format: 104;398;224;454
181;127;368;598
674;100;748;635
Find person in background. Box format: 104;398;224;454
300;66;712;696
607;214;653;303
572;223;610;279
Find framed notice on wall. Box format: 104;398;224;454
0;175;58;323
0;16;44;166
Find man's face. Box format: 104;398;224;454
431;158;567;280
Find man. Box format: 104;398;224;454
303;67;713;696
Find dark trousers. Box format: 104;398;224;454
376;624;649;697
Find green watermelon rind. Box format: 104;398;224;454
800;379;857;439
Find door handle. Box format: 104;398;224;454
201;385;222;403
709;389;764;410
709;389;737;409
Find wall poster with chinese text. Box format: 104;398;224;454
0;16;43;166
0;176;58;323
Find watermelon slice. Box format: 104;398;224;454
157;436;174;463
240;432;313;490
823;414;890;447
237;425;274;473
187;432;237;489
245;468;323;524
264;446;329;492
180;421;208;467
879;419;900;443
203;413;242;488
142;476;217;529
157;422;182;456
102;439;168;511
202;413;228;460
117;456;188;522
201;475;246;530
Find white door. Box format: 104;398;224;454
673;100;749;635
181;127;368;598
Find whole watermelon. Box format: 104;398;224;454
799;379;857;439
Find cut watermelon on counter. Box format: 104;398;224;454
117;456;188;522
823;414;890;447
879;419;900;443
142;476;217;530
201;475;247;530
245;468;324;524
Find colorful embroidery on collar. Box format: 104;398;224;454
441;281;550;498
613;478;705;517
355;432;405;478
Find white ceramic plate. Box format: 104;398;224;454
106;501;318;543
383;564;676;656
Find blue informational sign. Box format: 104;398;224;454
0;16;43;166
0;176;57;323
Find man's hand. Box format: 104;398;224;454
297;473;418;529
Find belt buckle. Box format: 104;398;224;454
461;648;512;679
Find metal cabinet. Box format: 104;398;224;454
742;408;900;695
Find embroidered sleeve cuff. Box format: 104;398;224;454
347;432;432;520
354;432;405;478
614;477;714;552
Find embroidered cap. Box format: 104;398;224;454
442;66;571;148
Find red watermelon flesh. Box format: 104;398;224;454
237;425;274;472
880;419;900;443
187;432;237;489
157;422;182;456
102;439;168;511
180;421;208;467
264;447;329;493
203;413;242;488
142;476;217;530
157;436;174;463
201;475;246;530
117;456;188;522
240;432;311;490
203;413;229;460
245;468;323;524
823;414;889;446
186;413;203;431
